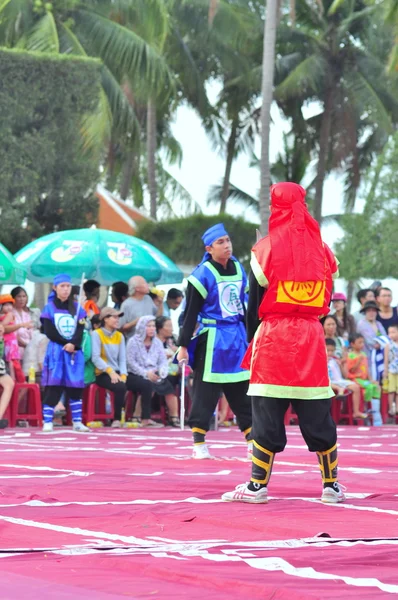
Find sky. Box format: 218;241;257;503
167;102;398;307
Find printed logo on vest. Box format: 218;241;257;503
218;282;244;318
277;280;325;307
54;314;76;340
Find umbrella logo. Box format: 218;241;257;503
107;243;133;266
51;242;85;263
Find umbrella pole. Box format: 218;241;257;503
179;359;187;431
71;272;85;366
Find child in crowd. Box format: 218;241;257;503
326;338;367;420
383;324;398;417
346;334;382;426
0;323;15;428
22;326;49;385
83;280;101;318
0;294;29;382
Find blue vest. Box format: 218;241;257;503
41;301;86;389
188;260;249;383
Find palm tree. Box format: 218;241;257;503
275;0;398;222
259;0;279;233
0;0;172;154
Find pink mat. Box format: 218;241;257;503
0;425;397;599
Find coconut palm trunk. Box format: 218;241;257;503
259;0;279;235
219;118;238;213
147;97;158;220
314;88;333;224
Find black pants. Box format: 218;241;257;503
44;386;83;407
250;396;338;486
252;396;337;453
126;374;153;419
188;340;252;433
95;374;126;420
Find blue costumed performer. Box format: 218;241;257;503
41;273;90;433
177;223;252;459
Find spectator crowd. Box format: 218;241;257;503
1;276;398;429
0;277;185;429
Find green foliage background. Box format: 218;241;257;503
138;214;258;270
0;48;102;252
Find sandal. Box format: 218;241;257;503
168;416;181;428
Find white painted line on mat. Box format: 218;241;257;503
0;464;92;476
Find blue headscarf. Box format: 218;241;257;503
199;223;229;265
48;273;72;301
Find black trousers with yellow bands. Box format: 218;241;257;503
251;396;338;486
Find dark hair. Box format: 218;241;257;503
112;281;128;304
375;286;392;298
320;314;338;329
91;314;101;328
388;324;398;331
325;338;336;347
155;315;172;333
349;333;364;345
10;286;27;299
356;289;372;303
83;280;100;296
71;285;80;297
167;288;183;300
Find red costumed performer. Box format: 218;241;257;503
222;182;346;504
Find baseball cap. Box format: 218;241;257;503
0;294;15;305
99;307;124;320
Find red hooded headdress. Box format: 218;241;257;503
269;182;325;282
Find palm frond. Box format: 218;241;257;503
207;182;259;211
101;67;140;137
80;87;112;156
275;54;328;101
73;8;174;95
58;22;86;55
24;11;59;53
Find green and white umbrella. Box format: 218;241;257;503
15;228;183;285
0;242;26;284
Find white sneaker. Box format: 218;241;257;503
111;420;121;428
222;483;268;504
192;444;213;459
321;482;346;504
247;441;253;460
42;422;53;433
72;422;90;432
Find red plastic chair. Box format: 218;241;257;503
83;384;114;424
11;383;42;427
332;389;369;426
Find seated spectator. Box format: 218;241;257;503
331;292;356;339
156;315;178;379
119;276;158;339
83;280;101;317
353;289;376;323
11;286;34;359
163;288;184;318
321;315;346;359
150;288;165;312
357;301;386;360
383;324;398;417
375;287;398;331
91;307;127;428
111;281;128;310
326;338;366;419
127;315;180;427
0;294;28;382
22;325;49;386
0;323;14;428
346;334;382;426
